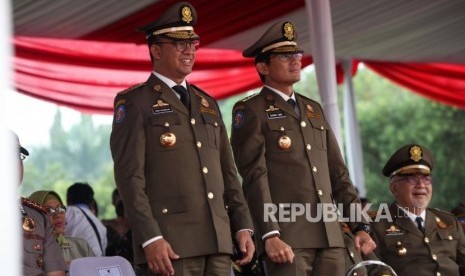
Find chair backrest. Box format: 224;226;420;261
69;256;135;276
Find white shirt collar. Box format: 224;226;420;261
265;85;296;102
152;71;187;90
397;204;426;226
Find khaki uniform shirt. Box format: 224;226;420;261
230;88;364;252
372;203;465;276
22;198;66;275
110;74;253;265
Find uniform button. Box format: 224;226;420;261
436;272;441;276
317;189;323;196
320;126;324;130
448;235;453;240
424;237;430;243
280;127;285;131
162;208;168;214
196;141;202;148
164;122;170;127
301;121;307;127
306;144;312;150
349;251;354;258
207;192;214;199
202;167;208;174
432;254;437;260
312;166;317;172
214;122;218;127
191;118;196;125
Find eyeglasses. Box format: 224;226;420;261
271;53;303;62
156;40;200;52
45;206;66;216
393;174;432;184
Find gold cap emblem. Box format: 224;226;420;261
283;22;295;40
409;145;422;162
181;6;193;23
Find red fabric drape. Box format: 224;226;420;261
14;36;313;114
365;62;465;109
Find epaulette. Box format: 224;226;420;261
240;93;259;102
431;208;455;218
117;82;145;95
297;92;320;105
21;197;46;214
190;84;212;99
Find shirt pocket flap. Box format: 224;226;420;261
153;196;188;216
150;114;181;126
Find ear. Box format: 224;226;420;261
256;62;269;76
389;182;398;196
150;44;161;60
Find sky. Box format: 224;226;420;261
5;90;112;148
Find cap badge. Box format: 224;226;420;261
181;5;193;23
409;145;422;162
283;22;295;40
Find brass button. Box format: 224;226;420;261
320;126;324;130
349;251;354;258
202;167;208;174
162;208;168;214
197;141;202;148
306;144;312;150
432;254;437;261
164;122;170;127
214;122;218;127
207;192;214;199
191;118;196;125
448;235;453;240
424;237;430;243
318;189;323;196
301;121;307;127
312;166;317;172
436;272;441;276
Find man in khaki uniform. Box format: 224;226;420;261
110;2;254;275
371;144;465;276
230;21;376;276
15;133;67;276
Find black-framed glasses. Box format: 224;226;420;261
157;40;200;52
271;53;303;62
392;174;432;184
45;206;66;216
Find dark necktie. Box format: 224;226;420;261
287;98;298;114
172;85;190;108
415;216;424;233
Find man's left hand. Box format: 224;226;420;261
235;230;255;266
354;231;377;255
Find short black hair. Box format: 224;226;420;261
67;182;94;205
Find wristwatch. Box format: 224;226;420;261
353;223;372;234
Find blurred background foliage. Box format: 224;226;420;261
20;65;465;219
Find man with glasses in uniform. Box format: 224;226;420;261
371;144;465;276
110;2;254;275
230;21;376;276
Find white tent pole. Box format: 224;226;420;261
304;0;344;151
0;0;21;275
342;60;366;197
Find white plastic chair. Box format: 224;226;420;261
69;256;136;276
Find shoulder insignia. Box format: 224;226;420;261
21;197;46;214
117;82;145;95
190;84;212;98
241;93;259;102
